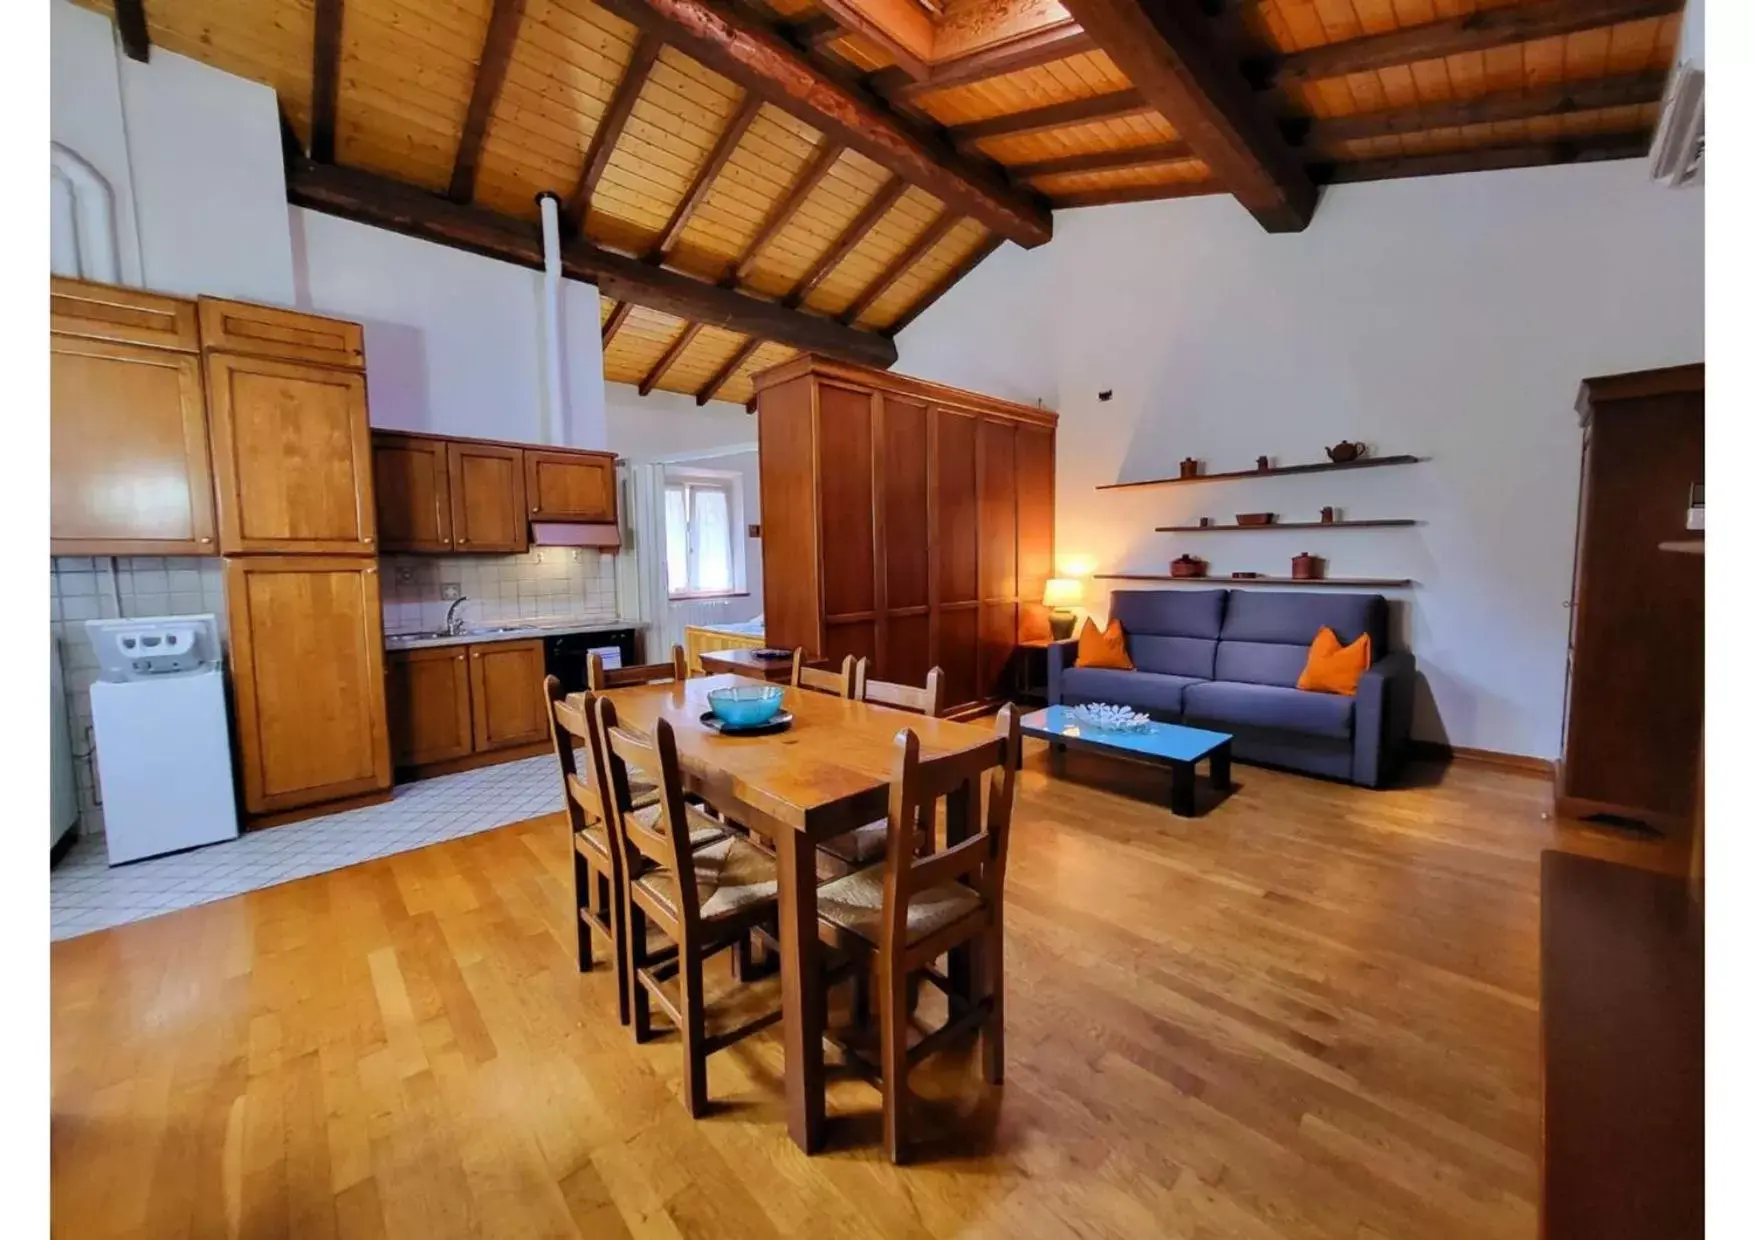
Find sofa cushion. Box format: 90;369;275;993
1214;640;1310;688
1219;589;1385;653
1110;589;1225;639
1062;667;1200;716
1183;680;1355;739
1128;634;1218;680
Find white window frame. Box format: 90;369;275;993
663;466;747;600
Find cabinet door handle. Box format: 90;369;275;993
198;536;213;545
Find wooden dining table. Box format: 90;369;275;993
577;672;1004;1153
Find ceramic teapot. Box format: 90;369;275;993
1325;441;1366;463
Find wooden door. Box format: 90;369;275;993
224;557;390;815
206;353;377;554
525;449;616;522
933;406;981;708
977;418;1018;699
1016;424;1056;642
51;277;199;351
51;335;217;555
448;441;528;553
386;645;474;767
879;394;932;687
373;432;453;552
197;297;365;369
469;639;548;750
818;383;877;666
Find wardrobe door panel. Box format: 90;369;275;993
978;418;1017;603
934;409;979;607
818;383;876;619
881;611;932;690
936;605;980;710
882;396;930;612
1017;424;1056;638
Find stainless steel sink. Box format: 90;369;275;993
388;630;452;642
466;624;535;635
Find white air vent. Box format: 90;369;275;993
1649;63;1704;189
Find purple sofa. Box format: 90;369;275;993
1046;589;1415;787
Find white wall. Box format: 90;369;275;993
604;383;758;460
897;161;1704;759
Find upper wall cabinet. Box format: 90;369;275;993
447;440;528;554
205;353;378;555
525;449;616;524
51;277;200;352
372;431;453;552
198;297;366;370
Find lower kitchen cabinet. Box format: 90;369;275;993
225;557;390;816
385;646;474;767
469;639;549;750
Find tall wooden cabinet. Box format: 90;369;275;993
1557;364;1704;830
755;356;1056;712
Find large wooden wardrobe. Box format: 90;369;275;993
755;356;1056;713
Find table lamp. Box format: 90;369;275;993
1042;578;1084;640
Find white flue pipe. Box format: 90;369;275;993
51;142;120;284
536;191;567;446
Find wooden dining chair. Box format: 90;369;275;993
814;705;1022;1163
593;696;786;1117
791;649;857;697
818;666;947;867
588;644;689;690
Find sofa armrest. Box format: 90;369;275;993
1354;650;1416;788
1045;639;1078;704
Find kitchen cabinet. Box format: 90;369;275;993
51;276;200;351
469;639;548;750
373;431;453;552
205;352;378;555
224;556;390;816
525;448;616;523
386;645;474;767
198;296;366;369
51;334;217;555
448;440;528;553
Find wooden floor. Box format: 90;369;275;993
50;746;1680;1239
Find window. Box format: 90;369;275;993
665;475;740;598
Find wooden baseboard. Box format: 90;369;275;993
248;787;393;831
397;739;552;783
1408;740;1555;778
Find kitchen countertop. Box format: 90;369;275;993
384;617;647;652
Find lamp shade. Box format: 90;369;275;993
1042;577;1084;607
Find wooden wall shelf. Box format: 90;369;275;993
1155;518;1418;532
1098;454;1421;491
1095;573;1414;588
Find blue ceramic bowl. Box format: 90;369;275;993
707;684;785;728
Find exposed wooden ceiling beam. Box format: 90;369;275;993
787;176;908;307
949;90;1154;146
1269;0;1684;87
883;232;1002;337
869;23;1098;102
310;0;345;162
564;33;663;232
1050;179;1222;209
1058;0;1316;232
113;0;150;62
1012;141;1195;180
1301;72;1669;148
650;94;762;261
448;0;528;202
730;141;845;283
839;208;958;325
785;13;846;53
640;322;706;394
1313;132;1651;185
590;0;1052;248
286;159;897;368
601;300;634;350
696;336;763;405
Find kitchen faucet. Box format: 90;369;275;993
445;596;469;636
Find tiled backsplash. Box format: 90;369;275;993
380;548;621;635
51;556;229;830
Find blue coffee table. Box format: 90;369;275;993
1019;705;1233;816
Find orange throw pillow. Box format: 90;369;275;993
1018;607;1053;643
1297;626;1371;696
1075;618;1134;670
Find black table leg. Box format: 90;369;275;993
1169;760;1196;816
1209;741;1233;792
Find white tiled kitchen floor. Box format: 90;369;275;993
51;754;563;942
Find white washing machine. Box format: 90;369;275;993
86;615;239;865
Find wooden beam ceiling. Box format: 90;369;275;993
565;33;663;232
840;207;957;325
697;336;763;405
730;140;845;284
650;94;762;261
1268;0;1684;87
1058;0;1316;232
1314;132;1652;185
640;322;706;394
287;160;898;368
1011;141;1194;180
949;90;1153;146
113;0;150;62
786;176;908;306
1052;180;1221;209
448;0;528;202
882;232;1002;337
601;300;634;350
590;0;1053;248
1301;72;1669;148
310;0;344;163
870;23;1099;102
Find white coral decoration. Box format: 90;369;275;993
1068;702;1152;732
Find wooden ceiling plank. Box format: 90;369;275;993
1301;71;1670;147
1270;0;1685;87
1315;132;1651;185
286;159;898;368
1058;0;1317;232
589;0;1053;248
840;208;959;325
447;0;528;202
883;232;1002;337
871;22;1099;102
649;94;762;261
696;336;763;405
310;0;344;162
949;90;1154;146
1051;179;1223;209
641;322;705;394
113;0;150;62
564;32;663;233
1011;140;1196;180
786;175;909;307
731;140;846;282
601;300;634;350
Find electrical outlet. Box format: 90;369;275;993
396;565;416;585
440;582;463;601
571;548;584;562
532;549;545;565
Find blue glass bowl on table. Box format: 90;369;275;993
706;684;785;728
